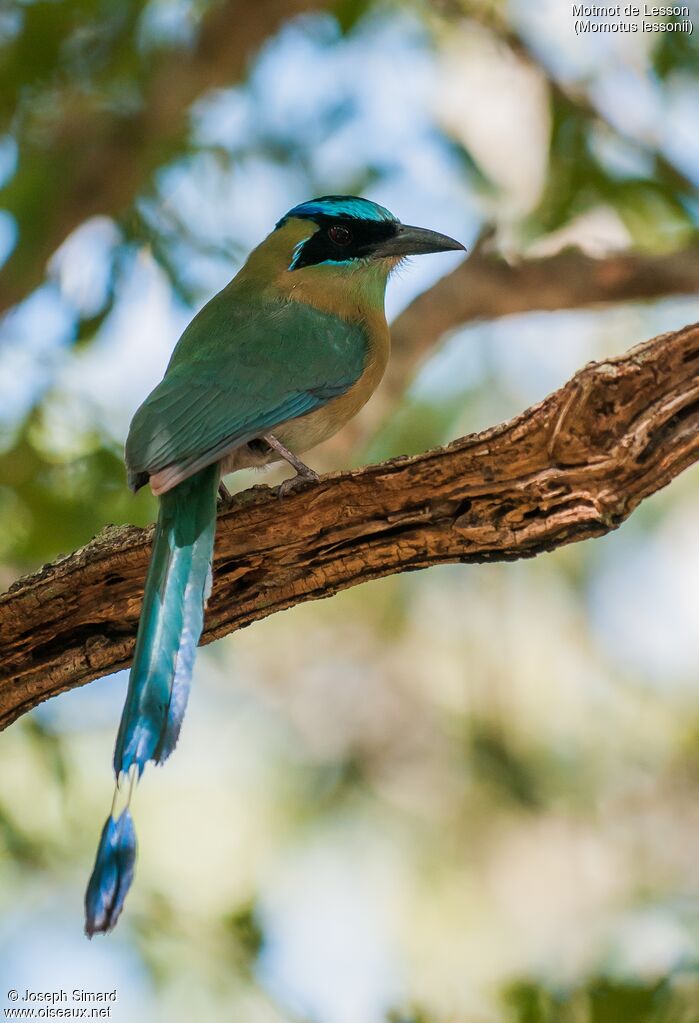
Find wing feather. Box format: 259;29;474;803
126;293;367;491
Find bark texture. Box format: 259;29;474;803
1;320;699;729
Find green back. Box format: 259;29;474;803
125;291;368;487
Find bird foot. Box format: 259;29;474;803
217;481;233;508
278;469;320;500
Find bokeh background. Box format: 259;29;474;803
3;1;699;1020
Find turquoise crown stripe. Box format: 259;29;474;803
277;195;397;228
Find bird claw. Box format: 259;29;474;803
278;470;320;500
217;481;233;508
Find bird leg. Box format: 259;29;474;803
217;480;233;505
263;433;320;498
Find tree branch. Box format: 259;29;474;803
326;241;699;455
1;320;699;729
385;241;699;407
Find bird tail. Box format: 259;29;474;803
85;462;219;936
113;462;219;777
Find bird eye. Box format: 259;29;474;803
328;225;353;246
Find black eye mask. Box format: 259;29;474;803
289;215;398;270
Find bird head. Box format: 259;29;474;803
277;195;465;271
236;196;465;310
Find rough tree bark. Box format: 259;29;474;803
1;320;698;730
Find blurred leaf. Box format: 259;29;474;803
23;716;69;791
587;978;662;1023
503;980;559;1023
223;903;265;963
503;975;699;1023
0;805;47;868
334;0;374;32
0;423;155;572
363;393;467;464
653;23;699;78
467;722;543;811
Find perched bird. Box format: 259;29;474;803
85;195;464;935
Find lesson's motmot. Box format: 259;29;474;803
85;195;464;935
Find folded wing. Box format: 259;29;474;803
126;294;367;492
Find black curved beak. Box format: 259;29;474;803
372;224;466;258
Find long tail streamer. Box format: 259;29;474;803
85;464;219;935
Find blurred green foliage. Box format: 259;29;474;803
1;0;699;570
504;974;699;1023
3;1;699;1021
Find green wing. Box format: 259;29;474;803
125;291;367;490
